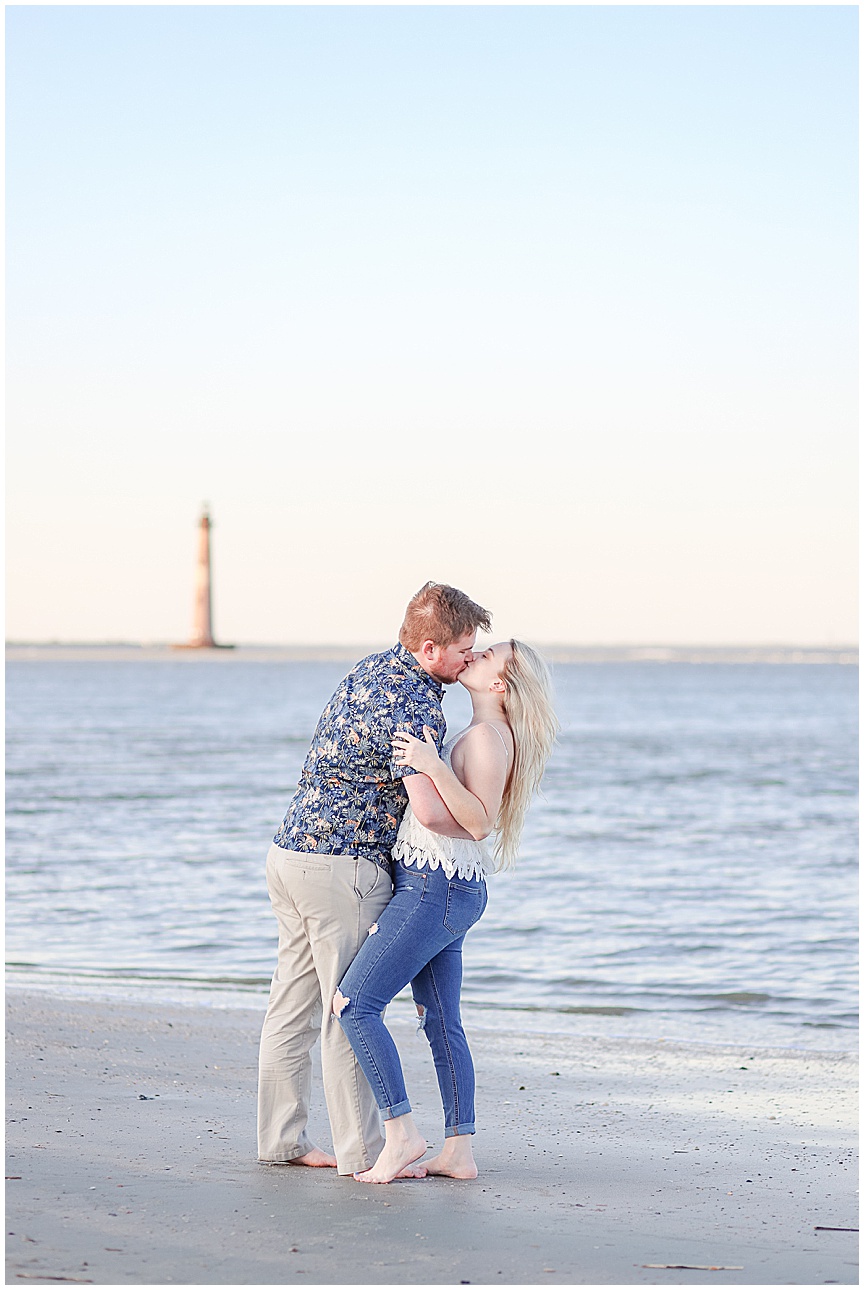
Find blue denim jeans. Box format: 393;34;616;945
336;858;488;1137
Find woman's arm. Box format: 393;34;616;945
393;725;508;841
403;773;474;839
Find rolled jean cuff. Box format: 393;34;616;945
445;1122;475;1138
382;1097;412;1121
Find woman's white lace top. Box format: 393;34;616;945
392;737;494;882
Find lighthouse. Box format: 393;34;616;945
174;507;234;650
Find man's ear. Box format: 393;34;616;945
419;639;438;661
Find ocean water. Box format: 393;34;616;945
5;656;857;1050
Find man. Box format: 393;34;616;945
257;582;492;1176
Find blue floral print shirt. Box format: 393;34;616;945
273;643;447;870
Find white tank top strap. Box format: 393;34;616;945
449;722;511;761
488;723;511;759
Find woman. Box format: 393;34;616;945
333;639;558;1183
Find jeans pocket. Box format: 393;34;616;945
443;881;486;936
395;861;428;894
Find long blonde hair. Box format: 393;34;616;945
493;640;559;871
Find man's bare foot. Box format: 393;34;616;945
353;1115;427;1184
424;1140;478;1179
288;1147;337;1168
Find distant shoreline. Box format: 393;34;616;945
5;642;858;664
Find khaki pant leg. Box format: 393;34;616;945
256;844;322;1162
300;853;393;1174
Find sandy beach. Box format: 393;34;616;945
5;988;857;1286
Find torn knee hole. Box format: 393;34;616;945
368;922;379;935
332;989;350;1018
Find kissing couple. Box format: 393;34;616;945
257;582;557;1183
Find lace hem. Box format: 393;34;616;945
392;837;489;882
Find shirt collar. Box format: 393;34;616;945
390;642;444;698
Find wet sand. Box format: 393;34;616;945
5;989;858;1285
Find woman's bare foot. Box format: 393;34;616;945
424;1137;478;1179
354;1113;427;1184
288;1147;337;1168
394;1163;428;1179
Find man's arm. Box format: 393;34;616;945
404;773;474;840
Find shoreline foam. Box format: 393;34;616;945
6;968;858;1057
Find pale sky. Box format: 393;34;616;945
6;4;857;645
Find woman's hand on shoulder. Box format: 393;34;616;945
391;726;442;776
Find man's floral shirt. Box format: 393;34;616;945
273;643;446;870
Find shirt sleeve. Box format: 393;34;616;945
389;694;447;780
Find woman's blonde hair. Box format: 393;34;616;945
494;640;559;871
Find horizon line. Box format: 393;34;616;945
5;639;858;661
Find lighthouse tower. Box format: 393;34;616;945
174;507;234;650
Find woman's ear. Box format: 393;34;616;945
490;678;506;693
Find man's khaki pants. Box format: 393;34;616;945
257;843;392;1175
